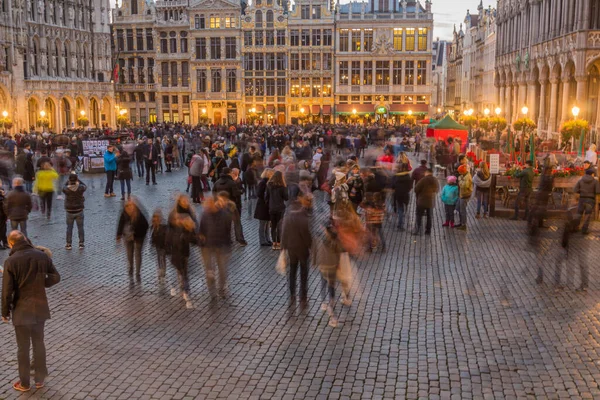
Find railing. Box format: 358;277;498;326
337;12;433;21
375;85;389;93
155;0;188;7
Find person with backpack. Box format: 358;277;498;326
62;172;86;250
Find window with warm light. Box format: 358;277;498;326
418;28;428;51
290;79;300;97
210;17;220;29
339;61;348;85
405;28;415;51
363;29;373;52
416;61;427;85
393;28;403;51
352;29;361;51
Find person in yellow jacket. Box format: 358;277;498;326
455;164;473;231
34;162;59;219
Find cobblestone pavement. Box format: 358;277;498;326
1;165;600;400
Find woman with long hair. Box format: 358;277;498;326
473;160;491;218
267;148;281;168
265;170;288;250
254;168;274;246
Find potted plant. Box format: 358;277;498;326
560;119;589;151
77;115;89;128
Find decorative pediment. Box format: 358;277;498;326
190;0;240;10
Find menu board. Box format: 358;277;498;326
489;154;500;174
82;140;109;155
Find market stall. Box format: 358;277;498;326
426;116;469;146
82;140;109;173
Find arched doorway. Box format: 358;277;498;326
28;98;39;129
588;64;600;129
90;98;100;128
102;97;112;128
62;98;72;129
214;111;222;125
44;98;57;131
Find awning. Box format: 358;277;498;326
255;105;264;113
335;104;374;115
322;105;332;115
388;104;429;115
266;105;275;113
312;105;321;114
299;105;309;113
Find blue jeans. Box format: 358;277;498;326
24;181;33;193
476;190;489;214
120;179;131;197
66;211;84;244
105;170;115;194
459;197;469;225
396;200;407;228
10;219;27;237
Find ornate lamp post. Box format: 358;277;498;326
494;107;502;147
1;110;8;135
572;106;583;156
521;106;528;161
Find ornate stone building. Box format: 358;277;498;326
0;0;115;132
495;0;600;138
445;2;496;114
333;0;434;123
241;0;288;124
287;0;335;124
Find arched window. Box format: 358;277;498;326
32;41;39;76
256;0;262;5
64;42;69;77
131;0;138;14
212;69;221;92
194;14;200;29
266;10;273;24
255;10;263;27
76;42;81;78
83;46;88;78
169;31;177;53
55;42;60;76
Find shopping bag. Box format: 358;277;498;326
275;249;288;276
337;252;353;287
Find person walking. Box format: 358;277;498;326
413;169;439;235
117;150;133;201
134;139;145;178
169;213;197;309
455;164;473;230
151;209;168;280
2;230;61;392
116;199;149;278
281;196;312;305
254;168;274;246
574;169;600;234
313;225;343;327
393;161;413;231
62;172;86;250
188;151;204;203
33;162;58;220
103;144;117;197
5;177;32;237
0;179;8;249
23;153;35;193
143;138;158;185
473;161;491;219
511;160;534;220
199;197;233;298
265;170;288;250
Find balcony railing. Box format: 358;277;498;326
155;0;188;7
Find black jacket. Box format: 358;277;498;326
1;240;61;325
5;187;32;221
393;173;413;204
281;202;312;259
241;152;253;172
15;151;27;176
117;208;149;242
151;223;168;250
199;208;232;248
134;144;145;162
142;143;160;162
266;184;288;214
117;153;133;180
213;174;239;200
23;153;35;182
575;175;600;199
253;178;270;221
63;180;87;213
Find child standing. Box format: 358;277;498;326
361;192;386;252
34;162;59;219
313;225;343;327
441;175;459;227
151;210;168;279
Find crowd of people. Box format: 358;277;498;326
0;120;598;393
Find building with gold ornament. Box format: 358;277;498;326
0;0;115;133
333;0;434;123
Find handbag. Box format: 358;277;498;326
208;158;223;178
275;249;288;276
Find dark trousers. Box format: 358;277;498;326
174;257;190;293
15;322;47;387
444;204;455;223
514;189;531;219
105;170;115;194
39;191;53;218
145;161;156;184
288;253;309;301
120;179;131;197
577;198;595;233
0;216;7;245
156;248;167;278
270;211;284;243
125;240;143;275
136;160;144;177
416;206;432;233
191;176;202;202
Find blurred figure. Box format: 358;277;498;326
393;160;412;231
103;144;117;197
1;230;61;393
151;209;168;280
116;199;149;278
33;162;58;220
62;172;86;250
441;175;459;227
585;143;597;166
455;164;472;230
216;191;247;246
511;160;534;220
5;177;31;237
313;225;343;327
117;150;133;201
23;153;35;193
473;161;491;219
0;179;6;249
170;214;197;308
361;192;386;252
281;195;312;305
254;168;274;246
528;161;555;232
134;140;145;178
266;171;288;250
574;169;600;234
413;169;439;235
199;197;232;298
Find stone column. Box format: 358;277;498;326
527;79;537;120
505;83;512;122
499;84;505;113
581;0;591;30
538;80;547;131
575;74;588;118
221;37;225;60
560;76;571;124
548;77;559;132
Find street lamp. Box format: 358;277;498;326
494;107;502;146
2;111;7;119
40;110;46;118
437;108;441;114
572;106;580;118
520;106;529;161
80;110;86;117
484;108;490;116
495;107;501;116
201;108;207;114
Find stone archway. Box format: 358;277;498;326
90;97;100;128
101;96;112;128
44;97;57;131
27;97;40;129
61;97;74;130
587;63;600;131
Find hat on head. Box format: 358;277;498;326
585;169;595;175
69;172;78;182
457;164;469;175
447;175;457;184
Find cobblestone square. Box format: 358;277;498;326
1;168;600;399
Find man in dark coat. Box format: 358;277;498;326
411;160;429;186
212;168;239;201
5;177;32;237
63;173;87;249
142;138;159;185
2;231;61;392
281;198;313;304
413;169;439;235
133;140;145;178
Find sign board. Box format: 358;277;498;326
489;154;500;174
89;157;105;170
376;106;387;114
82;140;109;156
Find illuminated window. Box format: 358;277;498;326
339;29;349;52
418;28;428;51
352;29;361;51
339;61;348;85
406;28;415;51
393;28;402;51
417;61;427;85
210;17;220;28
363;29;373;52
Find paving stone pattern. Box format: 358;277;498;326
0;166;600;399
